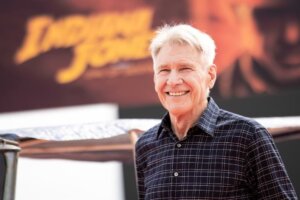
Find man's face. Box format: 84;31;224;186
153;43;216;116
253;5;300;81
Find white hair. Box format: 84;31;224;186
150;24;216;68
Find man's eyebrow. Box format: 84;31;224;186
157;64;168;69
178;62;193;67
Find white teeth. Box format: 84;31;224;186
168;91;186;96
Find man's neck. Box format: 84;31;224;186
170;116;194;140
169;100;208;140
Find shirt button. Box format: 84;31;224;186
176;143;182;148
174;172;179;177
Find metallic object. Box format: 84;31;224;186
0;138;20;200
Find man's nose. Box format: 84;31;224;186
167;71;183;86
284;20;300;44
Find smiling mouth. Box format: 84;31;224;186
167;91;189;96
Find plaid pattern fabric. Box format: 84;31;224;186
135;98;297;200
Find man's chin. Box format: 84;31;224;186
167;105;191;115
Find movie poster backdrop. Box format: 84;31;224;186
1;0;299;115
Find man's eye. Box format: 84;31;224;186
180;67;192;71
159;69;169;73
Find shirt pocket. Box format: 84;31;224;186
206;156;247;190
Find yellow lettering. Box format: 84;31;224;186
40;15;89;51
60;15;89;47
39;20;63;52
56;43;89;84
15;16;53;63
56;31;153;83
85;8;153;40
16;8;155;83
120;9;153;37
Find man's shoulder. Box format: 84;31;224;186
136;123;160;147
218;108;265;131
217;109;275;149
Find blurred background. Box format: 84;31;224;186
0;0;299;199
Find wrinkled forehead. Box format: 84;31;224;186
155;42;203;62
153;42;207;71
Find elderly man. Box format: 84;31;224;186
135;24;297;199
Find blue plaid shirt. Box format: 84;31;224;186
135;98;297;200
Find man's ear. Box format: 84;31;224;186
208;64;217;89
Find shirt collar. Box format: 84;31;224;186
157;97;220;139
